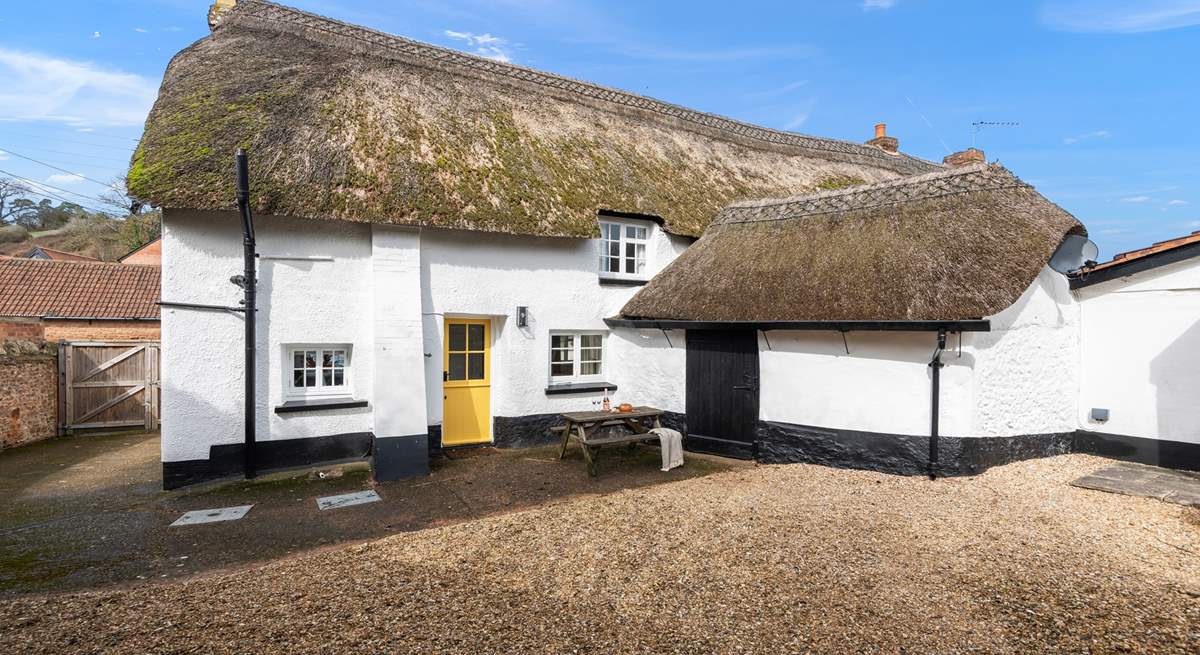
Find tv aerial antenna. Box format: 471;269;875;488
971;121;1019;148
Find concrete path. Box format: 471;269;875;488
1072;461;1200;507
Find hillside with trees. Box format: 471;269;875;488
0;175;160;261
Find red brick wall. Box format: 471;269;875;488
0;349;57;450
0;318;45;341
121;239;161;266
43;321;160;342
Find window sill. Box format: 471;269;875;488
545;382;618;396
598;277;649;287
275;398;369;414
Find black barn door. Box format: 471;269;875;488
685;330;759;459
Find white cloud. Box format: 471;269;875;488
1120;195;1151;203
91;31;101;39
863;0;897;9
783;113;810;130
133;27;148;34
1041;0;1200;33
46;173;84;185
443;30;514;63
1167;199;1189;206
0;49;157;127
1062;129;1111;145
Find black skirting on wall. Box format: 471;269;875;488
755;421;1077;477
163;431;379;490
162;419;1199;490
1074;430;1200;472
427;411;688;451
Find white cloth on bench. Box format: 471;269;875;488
650;427;684;471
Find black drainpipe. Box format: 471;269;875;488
928;328;946;479
234;150;258;479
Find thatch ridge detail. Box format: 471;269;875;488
227;1;936;172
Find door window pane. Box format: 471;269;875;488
467;324;485;351
448;353;467;380
468;353;485;380
448;324;466;351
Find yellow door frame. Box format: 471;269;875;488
442;318;492;446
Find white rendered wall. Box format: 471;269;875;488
963;267;1079;437
419;223;691;434
162;210;689;462
372;227;428;438
759;266;1078;438
1076;258;1200;444
759;330;972;436
161;210;374;463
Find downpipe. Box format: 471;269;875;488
234;150;258;479
928;328;946;480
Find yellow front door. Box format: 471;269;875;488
442;319;491;446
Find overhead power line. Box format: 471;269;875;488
0;128;139;151
0;167;114;213
0;146;125;193
0;144;132;165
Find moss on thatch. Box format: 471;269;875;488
129;0;938;238
619;164;1084;321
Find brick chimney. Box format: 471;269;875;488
208;0;236;30
865;123;899;154
942;148;986;167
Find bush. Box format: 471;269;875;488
0;224;29;243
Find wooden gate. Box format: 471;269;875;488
59;341;160;432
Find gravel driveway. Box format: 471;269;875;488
2;454;1198;653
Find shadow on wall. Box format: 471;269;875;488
1151;318;1200;450
764;330;976;369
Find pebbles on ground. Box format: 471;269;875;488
1;454;1197;654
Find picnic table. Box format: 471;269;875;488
556;406;664;476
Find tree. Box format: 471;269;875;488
119;209;162;253
0;177;34;225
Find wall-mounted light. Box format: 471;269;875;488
516;306;528;328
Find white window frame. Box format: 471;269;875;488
598;218;652;281
547;331;606;384
284;345;353;399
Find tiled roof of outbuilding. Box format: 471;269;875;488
0;258;160;320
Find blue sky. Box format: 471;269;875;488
1;0;1197;258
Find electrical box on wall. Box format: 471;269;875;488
1090;408;1109;422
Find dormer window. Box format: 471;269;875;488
598;219;650;280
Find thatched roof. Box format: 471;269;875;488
618;163;1084;322
129;0;939;238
